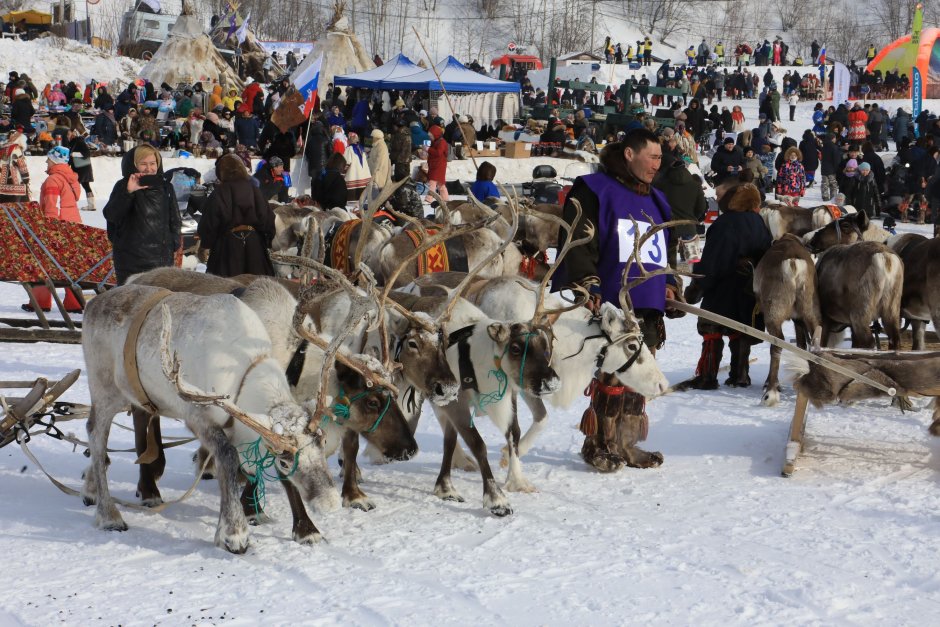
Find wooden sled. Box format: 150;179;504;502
0;369;87;449
1;202;115;343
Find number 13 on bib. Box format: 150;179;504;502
617;219;666;267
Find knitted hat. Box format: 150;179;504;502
47;145;70;165
858;161;871;171
845;158;858;169
723;136;735;144
267;156;284;168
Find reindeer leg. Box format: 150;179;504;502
435;411;477;472
911;320;926;351
198;422;249;554
501;393;547;467
615;391;664;469
762;321;785;407
883;316;902;351
433;411;465;503
134;409;167;507
928;398;940;436
82;401;127;531
239;473;272;525
502;397;537;493
341;430;374;511
282;480;322;545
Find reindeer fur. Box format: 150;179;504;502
80;285;338;552
887;234;940;349
753;234;822;406
816;241;903;349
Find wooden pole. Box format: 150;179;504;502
666;299;898;397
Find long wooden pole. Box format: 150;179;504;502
666;299;898;397
411;26;479;173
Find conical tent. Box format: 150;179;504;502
333;53;420;88
208;9;284;83
140;14;242;90
289;14;374;97
867;28;940;98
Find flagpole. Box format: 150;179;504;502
295;112;315;196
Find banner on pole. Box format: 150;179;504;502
832;62;849;105
913;67;923;136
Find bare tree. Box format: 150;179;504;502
635;0;690;44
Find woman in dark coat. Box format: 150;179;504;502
798;130;820;187
677;183;772;390
66;128;95;210
196;154;275;277
313;152;348;209
103;145;181;284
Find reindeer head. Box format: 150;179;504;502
487;322;560;397
387;308;459;406
593;302;668;397
326;362;418;463
803;211;869;253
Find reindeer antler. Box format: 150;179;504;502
353;177;410;270
529;197;595;323
436;183;520;325
618;213;699;311
159;306;299;455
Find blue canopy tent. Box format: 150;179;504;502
333;53;421;89
385;56;521;93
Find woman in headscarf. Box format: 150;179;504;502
343;131;372;200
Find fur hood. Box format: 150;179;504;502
215;153;250;182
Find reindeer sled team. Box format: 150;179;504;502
75;134;940;553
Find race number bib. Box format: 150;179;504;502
617;219;666;267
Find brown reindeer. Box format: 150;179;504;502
791;350;940;435
802;210;891;254
761;202;855;240
753;233;822;406
816;241;903;349
887;234;940;349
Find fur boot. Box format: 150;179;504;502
82;194;95;212
675;333;724;390
725;335;752;387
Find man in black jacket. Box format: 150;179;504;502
710;137;744;184
303;120;330;188
819;133;843;201
254;156;290;202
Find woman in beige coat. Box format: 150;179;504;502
367;128;391;190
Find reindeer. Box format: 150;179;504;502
413;201;671;472
815;241;903;349
802;210;891;254
128;269;425;513
80;285;340;552
761;202;857;240
753;233;823;406
790;350;940;435
886;234;940;350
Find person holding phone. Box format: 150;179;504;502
103;144;181;284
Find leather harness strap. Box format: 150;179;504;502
122;288;173;464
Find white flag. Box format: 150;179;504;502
235;12;251;45
139;0;161;13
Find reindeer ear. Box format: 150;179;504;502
487;322;511;345
856;209;869;230
385;309;410;338
334;362;360;388
598;302;621;334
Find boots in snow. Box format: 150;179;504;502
675;333;723;390
725;335;752;387
82;194;96;211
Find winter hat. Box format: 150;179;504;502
47;146;70;165
419;109;428;117
394;98;405;107
723;136;735;144
661;127;675;139
267;156;284;168
727;183;761;213
458;115;469;123
844;159;858;176
858;161;871;172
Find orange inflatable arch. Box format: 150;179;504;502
866;27;940;98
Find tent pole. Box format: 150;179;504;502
296;113;315;196
411;26;479;173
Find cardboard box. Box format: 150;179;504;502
467;148;501;157
503;142;531;159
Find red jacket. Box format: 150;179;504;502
427;126;448;183
40;163;82;222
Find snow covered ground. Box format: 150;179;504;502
0;37;142;91
2;96;940;625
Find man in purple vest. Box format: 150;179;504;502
554;128;681;473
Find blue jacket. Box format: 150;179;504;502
470;180;500;201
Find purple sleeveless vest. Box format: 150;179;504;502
582;172;672;311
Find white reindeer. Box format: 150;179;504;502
80;284;339;553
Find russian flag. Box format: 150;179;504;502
818;45;826;66
292;54;323;118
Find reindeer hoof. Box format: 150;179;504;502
761;387;781;407
99;520;129;532
216;527;250;554
344;497;376;512
929;420;940;436
893;396;914;412
140;495;164;508
95;506;127;531
246;510;272;526
489;504;513;517
81;495;96;507
434;483;465;503
504;477;538;493
293;530;323;545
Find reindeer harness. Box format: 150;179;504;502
123;289;174;416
